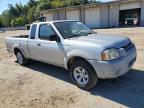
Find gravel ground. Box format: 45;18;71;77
0;27;144;108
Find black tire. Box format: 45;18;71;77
15;51;28;66
70;59;98;90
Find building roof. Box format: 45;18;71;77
40;0;137;14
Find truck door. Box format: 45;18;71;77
29;24;65;66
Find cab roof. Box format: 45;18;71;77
32;20;78;25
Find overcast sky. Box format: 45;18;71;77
0;0;113;14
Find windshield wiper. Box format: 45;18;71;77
67;32;93;39
84;32;93;36
68;34;82;39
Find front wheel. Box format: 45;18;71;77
70;59;98;90
16;51;28;65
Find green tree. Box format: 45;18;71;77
8;4;19;17
0;16;4;27
27;6;37;23
1;10;13;26
38;0;51;10
51;0;65;8
15;17;25;26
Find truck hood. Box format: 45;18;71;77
68;34;130;49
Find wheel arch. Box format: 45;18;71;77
65;50;95;69
14;47;21;55
67;56;96;74
13;47;27;58
68;56;98;89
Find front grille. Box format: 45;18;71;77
122;42;134;52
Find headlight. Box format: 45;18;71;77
101;48;120;61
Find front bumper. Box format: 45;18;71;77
88;48;136;79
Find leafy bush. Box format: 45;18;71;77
15;17;25;26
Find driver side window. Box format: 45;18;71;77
39;24;56;40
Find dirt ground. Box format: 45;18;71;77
0;27;144;108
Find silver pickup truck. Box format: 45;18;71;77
5;20;136;89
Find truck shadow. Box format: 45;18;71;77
89;69;144;108
26;60;71;83
25;60;144;108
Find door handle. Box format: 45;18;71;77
37;43;41;46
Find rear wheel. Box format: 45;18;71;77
70;59;98;90
16;51;28;65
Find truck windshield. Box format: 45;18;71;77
54;21;93;39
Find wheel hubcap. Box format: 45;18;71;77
17;53;23;64
73;67;89;85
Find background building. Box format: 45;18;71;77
41;0;144;28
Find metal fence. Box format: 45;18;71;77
0;26;25;31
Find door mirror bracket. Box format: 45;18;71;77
50;35;61;42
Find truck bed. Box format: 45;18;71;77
13;35;28;38
5;35;29;54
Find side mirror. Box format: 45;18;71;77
50;35;60;42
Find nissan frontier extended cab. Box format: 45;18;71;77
5;20;137;89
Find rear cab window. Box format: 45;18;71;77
30;24;37;39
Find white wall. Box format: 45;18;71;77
43;13;53;21
109;3;119;27
85;7;100;28
66;10;80;21
120;2;141;10
140;0;144;26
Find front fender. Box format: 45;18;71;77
64;50;95;69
